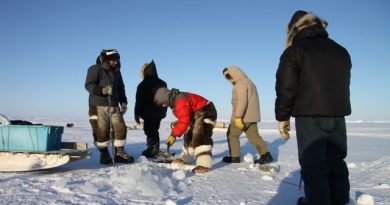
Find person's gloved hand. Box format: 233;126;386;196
102;85;112;95
166;135;176;146
119;103;127;114
234;118;245;130
135;115;141;124
278;120;290;140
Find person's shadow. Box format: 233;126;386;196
213;136;288;170
266;169;304;204
266;170;356;205
267;138;287;160
266;137;356;205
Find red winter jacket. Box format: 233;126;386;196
171;92;208;137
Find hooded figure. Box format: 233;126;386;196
134;60;167;158
85;49;134;165
154;87;217;174
222;65;273;164
275;11;351;205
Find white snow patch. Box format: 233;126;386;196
243;153;254;163
374;183;390;188
169;163;195;171
261;175;274;181
52;179;73;194
357;194;375;205
347;162;357;168
79;181;98;194
1;120;389;204
172;169;186;180
165;199;177;205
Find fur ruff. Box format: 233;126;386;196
194;145;212;168
114;139;126;147
179;146;195;164
196;154;212;168
286;13;328;47
96;140;110;147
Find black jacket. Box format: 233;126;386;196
85;61;127;107
275;25;352;121
134;61;167;120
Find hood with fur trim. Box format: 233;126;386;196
223;65;248;84
140;60;158;80
286;13;328;47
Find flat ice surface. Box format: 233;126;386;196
1;119;389;205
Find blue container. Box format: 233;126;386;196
0;125;63;152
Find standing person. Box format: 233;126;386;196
275;11;351;205
85;49;134;165
153;87;217;173
134;60;167;158
222;65;273;164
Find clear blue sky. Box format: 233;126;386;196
1;0;389;121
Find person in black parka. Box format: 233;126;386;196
134;60;167;158
275;11;352;205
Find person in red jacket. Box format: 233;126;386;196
154;87;217;173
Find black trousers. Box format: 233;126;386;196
296;117;350;205
143;117;163;147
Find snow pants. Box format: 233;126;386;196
180;102;217;168
226;122;269;158
143;117;163;148
89;105;127;148
296;117;350;205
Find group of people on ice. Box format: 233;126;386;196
85;10;352;205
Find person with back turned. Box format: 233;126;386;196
275;11;352;205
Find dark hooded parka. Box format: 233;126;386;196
134;60;167;121
275;12;351;121
275;11;352;205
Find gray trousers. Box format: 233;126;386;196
296;117;350;205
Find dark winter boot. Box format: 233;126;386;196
222;156;240;163
297;197;310;205
142;144;160;158
254;152;273;164
114;146;134;163
99;147;113;165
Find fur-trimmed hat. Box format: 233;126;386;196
286;11;328;47
101;49;120;61
288;10;309;31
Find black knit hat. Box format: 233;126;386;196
288;10;308;31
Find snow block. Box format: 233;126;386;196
0;125;63;152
